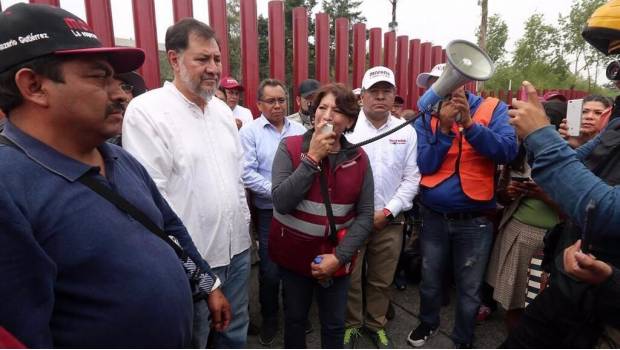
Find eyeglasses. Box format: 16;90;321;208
120;83;134;93
260;97;287;106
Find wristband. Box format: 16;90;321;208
383;208;394;222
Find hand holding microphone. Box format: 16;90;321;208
308;121;336;161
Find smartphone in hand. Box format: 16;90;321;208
567;99;584;137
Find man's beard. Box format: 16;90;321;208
179;63;218;102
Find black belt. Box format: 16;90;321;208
424;205;490;221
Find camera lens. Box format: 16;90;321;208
606;60;620;80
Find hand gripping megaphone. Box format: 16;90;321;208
417;39;495;112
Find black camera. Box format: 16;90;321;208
606;60;620;81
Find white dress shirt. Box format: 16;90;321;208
122;81;251;268
346;112;421;215
233;105;254;126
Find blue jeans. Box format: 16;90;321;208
280;267;350;348
193;249;251;348
256;208;280;323
418;207;493;344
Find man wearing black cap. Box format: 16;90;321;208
0;4;228;348
287;79;320;129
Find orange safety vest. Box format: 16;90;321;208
420;97;500;201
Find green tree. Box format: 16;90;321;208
321;0;366;82
478;14;508;63
227;0;242;80
559;0;607;87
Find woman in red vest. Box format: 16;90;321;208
269;83;374;348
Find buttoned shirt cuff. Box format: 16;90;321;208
385;199;403;217
209;277;222;294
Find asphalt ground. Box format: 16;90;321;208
246;263;508;349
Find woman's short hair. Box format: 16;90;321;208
583;94;612;109
310;83;360;133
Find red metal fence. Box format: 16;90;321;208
6;0;588;117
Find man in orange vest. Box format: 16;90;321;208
407;64;517;348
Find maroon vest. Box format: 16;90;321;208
268;134;368;276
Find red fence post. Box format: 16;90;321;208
173;0;193;22
292;7;308;109
384;31;396;72
369;28;382;67
335;17;350;85
208;0;230;78
268;1;285;82
498;89;505;103
315;13;330;84
408;39;421;110
240;0;259;117
431;45;442;68
84;0;114;47
395;35;409;103
352;23;366;89
442;49;447;63
419;42;432;97
29;0;60;6
132;0;160;89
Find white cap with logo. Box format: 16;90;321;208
416;63;446;89
361;66;396;90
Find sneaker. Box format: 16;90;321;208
475;305;492;323
369;329;394;349
407;323;437;347
343;327;362;349
386;301;395;320
259;321;278;346
305;319;313;334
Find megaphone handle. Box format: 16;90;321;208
455;113;462;123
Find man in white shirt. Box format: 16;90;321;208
345;66;421;348
122;18;251;348
221;76;254;129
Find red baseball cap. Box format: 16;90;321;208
542;91;568;102
220;77;244;91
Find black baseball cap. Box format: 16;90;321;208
299;79;320;98
0;3;144;74
117;71;147;97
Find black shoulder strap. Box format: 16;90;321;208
77;176;185;258
318;166;338;244
0;134;185;258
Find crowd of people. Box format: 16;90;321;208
0;2;619;349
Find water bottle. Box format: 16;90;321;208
313;256;333;288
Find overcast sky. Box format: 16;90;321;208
1;0;574;53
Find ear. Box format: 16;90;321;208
14;68;50;108
167;50;181;73
256;100;264;114
296;96;301;106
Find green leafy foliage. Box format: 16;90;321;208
482;0;615;96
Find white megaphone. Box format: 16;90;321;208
417;39;494;112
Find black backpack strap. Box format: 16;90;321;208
77;175;186;258
0;134;185;258
318;167;338;244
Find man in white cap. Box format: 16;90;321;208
344;66;421;348
407;63;517;348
